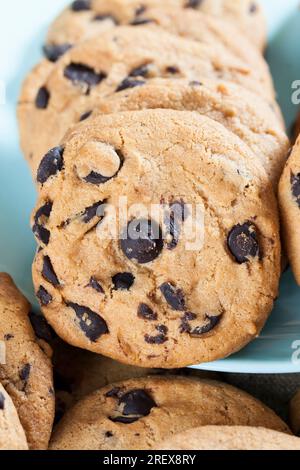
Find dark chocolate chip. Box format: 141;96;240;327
43;43;72;62
79;110;92;121
249;3;257;13
109;415;139;424
105;387;122;398
129;64;150;78
227;222;259;264
121;219;163;264
32;224;50;245
160;283;185;311
64;63;106;88
4;334;14;341
35;87;50;109
130;18;155;26
105;431;114;438
36;286;53;306
145;325;168;344
28;311;54;342
116;77;145;93
190;314;222;337
112;273;135;291
165;200;188;250
166;66;180;74
82;200;106;223
93;14;119;24
138;303;157;321
291;173;300;207
32;201;53;245
185;0;203;8
120;389;156;416
0;392;5;410
71;0;91;11
190;80;203;86
87;276;104;294
42;256;60;286
82;151;123;185
67;302;109;342
135;5;147;16
19;364;31;382
37;146;64;184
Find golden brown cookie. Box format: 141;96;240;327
0;273;55;449
49;377;290;450
0;384;28;450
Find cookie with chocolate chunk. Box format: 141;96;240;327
49;377;290;450
18;26;275;177
46;1;266;56
31;109;280;368
0;273;55;449
279;137;300;285
0;384;28;450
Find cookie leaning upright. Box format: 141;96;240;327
0;384;28;450
18;25;275;177
290;390;300;436
0;273;55;449
49;377;290;450
279;136;300;285
32;109;280;368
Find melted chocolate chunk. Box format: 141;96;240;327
37;146;64;184
185;0;203;8
82;151;123;185
129;64;150;78
291;173;300;207
93;14;119;24
138;303;157;321
145;325;168;344
0;392;5;410
130;18;155;26
42;256;60;286
189;314;222;336
160;283;185;311
135;5;147;16
19;364;31;383
4;334;14;341
71;0;91;11
88;276;104;294
43;43;72;62
120;389;156;416
116;77;145;93
32;201;53;245
36;286;53;306
112;272;135;291
121;219;164;264
166;66;180;74
109;415;139;424
227;222;259;264
165;200;188;250
82;200;106;223
67;302;109;342
105;387;122;398
105;431;114;438
28;311;54;342
79;110;92;121
64;63;106;89
35;87;50;109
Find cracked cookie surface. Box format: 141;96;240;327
32;109;280;368
49;376;290;450
0;273;55;449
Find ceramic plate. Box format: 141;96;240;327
1;0;300;373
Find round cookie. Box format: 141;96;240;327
31;109;280;368
0;384;28;450
0;273;55;449
52;340;219;419
49;377;290;450
290;390;300;436
159;426;300;450
46;0;266;55
18;26;275;176
279;136;300;285
93;78;288;186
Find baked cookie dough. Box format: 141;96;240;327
0;273;55;449
32;109;280;368
46;0;266;56
290;390;300;436
279;137;300;285
0;384;28;450
18;26;275;177
159;426;300;450
49;377;290;450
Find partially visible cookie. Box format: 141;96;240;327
49;377;290;450
0;384;28;450
18;26;275;177
0;273;55;449
279;137;300;285
290;390;300;436
46;1;266;55
159;426;300;450
294;112;300;142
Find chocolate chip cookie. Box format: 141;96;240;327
31;109;280;368
49;377;290;450
0;273;55;449
18;26;275;177
290;390;300;436
46;1;266;57
279;137;300;285
159;426;300;450
0;384;28;450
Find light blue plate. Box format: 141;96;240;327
1;0;300;373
